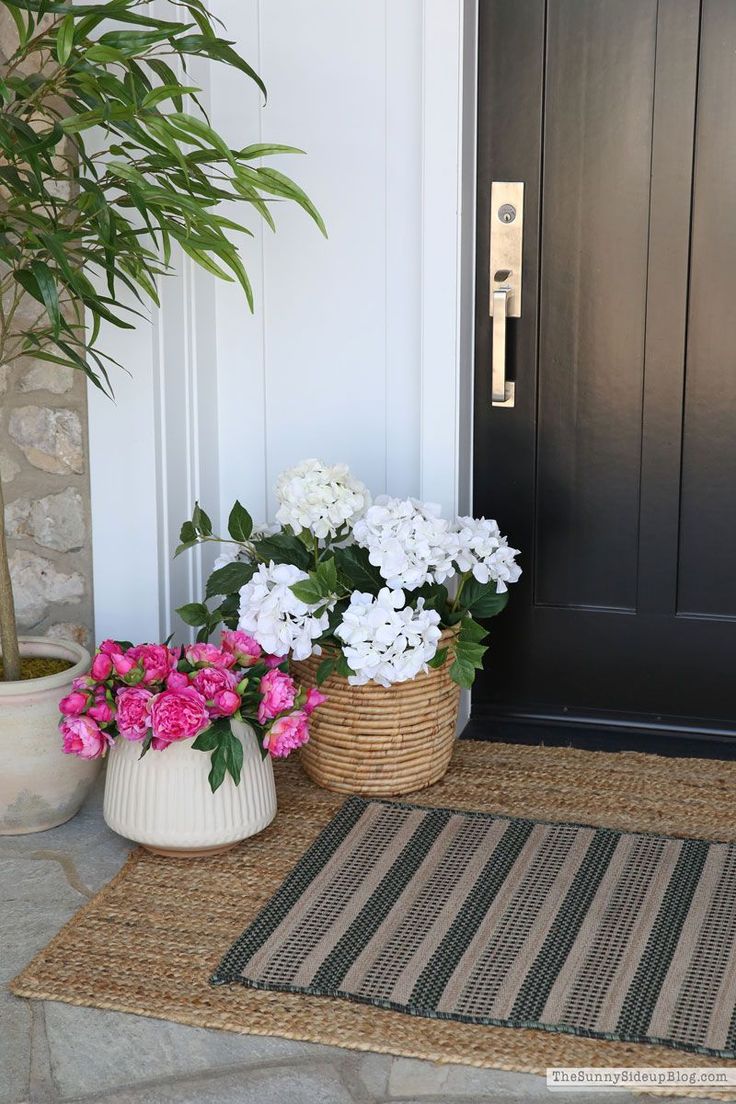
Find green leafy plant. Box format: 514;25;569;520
0;0;324;680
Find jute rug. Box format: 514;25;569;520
11;742;736;1097
213;795;736;1059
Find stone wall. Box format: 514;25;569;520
0;13;94;651
1;359;93;650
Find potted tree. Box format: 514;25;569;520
0;0;323;832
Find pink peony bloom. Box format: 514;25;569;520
59;690;88;717
90;652;113;681
115;686;153;741
71;675;91;691
191;665;237;704
60;715;111;759
149;687;210;749
128;643;177;685
166;670;190;691
88;699;115;725
221;630;261;667
263;710;310;758
111;652;136;677
304;687;328;716
213;689;240;717
98;639;123;657
185;642;236;670
264;653;286;670
257;669;297;725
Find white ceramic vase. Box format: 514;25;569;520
103;718;277;856
0;636;98;834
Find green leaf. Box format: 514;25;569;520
141;83;200;110
225;729;244;785
427;646;449;670
29;260;61;336
415;582;450;616
449;653;476;690
458;616;489;644
205;560;255;599
334;545;383;594
176;601;210;627
290;578;324;605
336;654;353;679
460;577;509;619
316;556;338;594
174;35;267;101
316;657;336;685
208;744;228;792
56;13;74;64
254;532;311;571
174;539;198;559
191;729;219;752
455;640;487;667
179;520;197;544
191;502;212;536
227;500;253;542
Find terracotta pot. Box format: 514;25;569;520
103;718;276;856
0;636;98;834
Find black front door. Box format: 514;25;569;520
473;0;736;739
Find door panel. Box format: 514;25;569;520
678;0;736;618
473;0;736;734
536;0;657;611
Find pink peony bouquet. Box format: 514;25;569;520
58;631;326;791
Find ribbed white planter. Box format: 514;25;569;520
103;719;276;856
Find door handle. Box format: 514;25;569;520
492;287;513;405
490;182;524;408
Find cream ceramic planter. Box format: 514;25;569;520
103;718;277;856
0;636;97;834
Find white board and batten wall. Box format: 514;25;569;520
89;0;478;669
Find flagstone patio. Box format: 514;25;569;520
0;778;724;1104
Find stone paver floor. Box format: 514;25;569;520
1;779;728;1104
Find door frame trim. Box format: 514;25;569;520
418;0;477;522
418;0;478;727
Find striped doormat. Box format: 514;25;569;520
214;795;736;1058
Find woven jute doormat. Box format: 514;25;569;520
12;742;736;1094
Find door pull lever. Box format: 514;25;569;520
492;287;513;406
489;182;524;408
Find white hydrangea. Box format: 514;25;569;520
238;561;332;660
352;496;458;591
335;588;442;687
452;516;522;593
275;458;371;540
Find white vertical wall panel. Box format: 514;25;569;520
90;0;471;643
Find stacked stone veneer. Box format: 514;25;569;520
1;358;93;649
0;14;94;651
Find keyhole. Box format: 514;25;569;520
498;203;516;224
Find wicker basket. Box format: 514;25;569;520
291;628;461;796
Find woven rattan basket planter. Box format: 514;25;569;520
291;628;461;796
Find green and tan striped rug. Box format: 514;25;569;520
213;795;736;1058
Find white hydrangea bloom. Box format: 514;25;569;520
275;458;371;540
452;516;522;593
335;587;442;687
352;496;458;591
238;561;332;660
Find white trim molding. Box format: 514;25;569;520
419;0;477;520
